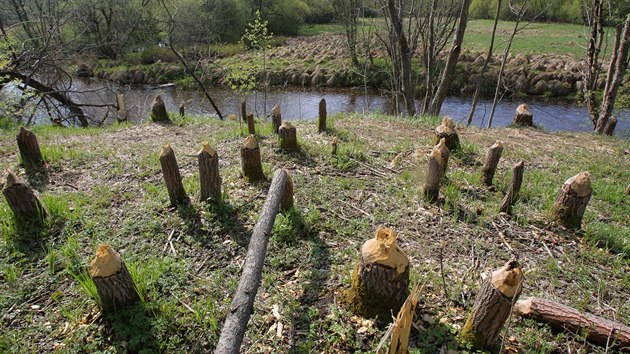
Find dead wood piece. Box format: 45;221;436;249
198;141;221;202
388;283;423;354
435;138;450;175
116;93;127;122
434;116;460;151
279;121;298;151
481;140;504;186
423;149;444;203
332;137;338;155
16;127;44;170
159;144;188;206
151;95;170;123
246;113;256;135
90;244;140;314
551;171;592;229
179;103;185;117
499;160;525;214
2;173;47;229
271;104;282;134
240;135;264;182
513;104;533;127
241;100;246;122
604;116;617;136
460;258;523;350
318;98;327;133
514;297;630;349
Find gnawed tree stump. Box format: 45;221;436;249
604;116;617;136
240;135;264;182
551;171;592;229
423;149;444;203
271;104;282;134
279;121;298;151
89;244;140;314
246;113;256;135
318;98;327;133
434;116;460;151
460;258;523;350
151;95;170;123
499;160;525;214
513;104;533;127
332;137;338;155
481;140;503;187
179;103;185;117
346;227;410;322
17;127;44;170
116;93;127;122
435;138;450;175
2;173;47;229
198;141;221;202
514;297;630;349
281;172;294;211
159;144;188;206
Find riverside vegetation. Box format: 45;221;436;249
0;112;628;352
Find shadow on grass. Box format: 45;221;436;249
277;147;317;168
25;167;49;192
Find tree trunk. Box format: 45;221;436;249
499;160;525;215
151;95;170;123
331;137;338;155
240;135;265;182
346;227;410;323
551;171;592;229
271;104;281;134
423;149;444;203
198;141;221;202
481;140;504;187
434;117;460;151
514;297;630;349
460;258;523;350
584;0;605;125
279;122;298;151
513;104;533;127
385;0;415;116
89;244;140;314
435;138;450;175
2;173;46;229
241;100;247;122
603;116;617;136
116;93;127;122
179;103;185;117
159;144;188;206
246;113;256;135
16;127;44;170
318;98;327;133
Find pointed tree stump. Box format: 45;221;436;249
151;95;170;123
240;135;264;182
198;141;221;202
513;104;533;127
424;149;444;203
16;127;44;170
2;173;46;229
318;98;327;133
246;113;256;135
159;144;188;206
603;116;617;136
279;121;298;151
435;138;450;175
90;244;140;314
499;160;525;215
434;116;460;151
346;227;410;322
179;103;185;117
271;104;282;134
281;172;294;211
481;140;504;187
388;284;423;354
460;258;523;350
551;171;592;229
116;93;127;122
332;137;338;155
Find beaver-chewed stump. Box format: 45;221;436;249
246;113;256;135
318;98;327;133
2;173;47;230
271;104;282;134
160;144;188;206
551;171;592;229
513;103;533;127
460;258;523;350
151;95;170;123
499;160;525;215
241;135;265;182
279;121;298;151
198;141;221;202
346;227;410;323
16;127;44;170
435;138;450;175
331;137;338;155
423;149;445;203
434;116;460;151
481;140;503;187
90;244;140;314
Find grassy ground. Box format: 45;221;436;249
0;114;628;353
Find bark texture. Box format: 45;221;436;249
271;104;281;134
499;160;525;214
318;98;327;133
90;244;140;314
240;135;264;182
116;93;127;122
241;100;247;122
151;95;170;123
481;141;504;187
513;104;533;127
331;137;338;155
603;116;617;136
551;171;592;229
179;103;185;117
434;117;460;151
198;142;221;202
423;150;444;203
246;113;256;135
159;144;188;206
16;127;44;170
279;122;298;151
435;138;450;175
2;173;46;229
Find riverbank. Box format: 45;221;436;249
1;114;628;352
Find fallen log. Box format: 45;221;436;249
215;169;294;354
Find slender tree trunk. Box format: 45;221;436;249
386;0;415;116
480;141;503;187
318;98;327;133
584;0;605;124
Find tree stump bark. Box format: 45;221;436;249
281;172;294;211
513;103;533;127
151;95;170;123
89;244;140;314
159;144;188;206
240;135;265;182
318;98;327;133
346;227;410;322
2;173;46;229
246;113;256;135
499;160;525;215
603;116;617;136
179;103;185;117
434;116;460;151
271;104;282;134
551;171;592;229
423;149;444;203
514;297;630;349
481;140;504;187
116;93;127;122
279;121;298;151
460;258;523;350
435;138;450;175
16;127;44;170
241;100;247;122
332;137;338;155
198;141;221;202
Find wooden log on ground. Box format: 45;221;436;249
481;140;504;187
159;144;188;206
435;138;450;175
499;160;525;215
604;116;617;136
460;258;523;350
514;297;630;349
240;135;264;182
16;127;44;170
332;137;338;155
551;171;592;229
271;104;281;134
346;227;410;322
198;141;221;202
89;244;140;314
215;169;294;354
434;116;460;151
2;173;47;229
179;103;185;117
513;103;533;127
318;98;327;133
116;93;127;122
151;95;170;123
279;121;298;151
246;113;256;135
423;149;444;203
387;283;423;354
